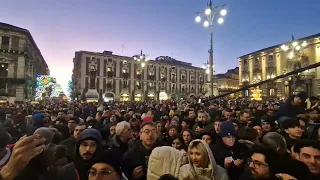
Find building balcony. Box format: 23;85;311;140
107;71;113;78
136;74;142;79
148;75;155;81
122;72;129;79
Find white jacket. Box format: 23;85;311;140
179;139;229;180
147;146;187;180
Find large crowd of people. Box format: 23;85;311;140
0;91;320;180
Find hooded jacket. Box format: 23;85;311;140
147;146;187;180
59;128;102;180
179;139;229;180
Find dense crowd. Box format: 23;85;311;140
0;91;320;180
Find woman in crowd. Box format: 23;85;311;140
179;139;229;180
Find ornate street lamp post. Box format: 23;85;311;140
195;0;227;96
133;50;149;100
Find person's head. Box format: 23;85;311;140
77;129;102;161
263;132;287;155
253;125;263;138
89;162;119;180
299;119;306;133
140;122;158;149
248;145;280;179
171;116;180;126
73;123;86;139
170;135;185;150
95;111;103;120
108;122;117;137
57;111;66;118
239;110;250;123
68;117;80;132
214;117;226;133
182;129;194;145
156;121;164;132
224;109;233;120
187;109;196;119
292;92;307;106
260;116;272;132
47;145;68;173
220;121;237;147
146;110;155;118
197;110;208;123
188;140;210;168
229;118;239;133
282;120;302;140
115;121;133;141
181;120;189;130
296;140;320;175
167;125;178;137
201;133;213;146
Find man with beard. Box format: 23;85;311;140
59;128;102;180
122;122;158;180
239;145;280;180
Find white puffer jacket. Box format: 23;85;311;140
147;146;187;180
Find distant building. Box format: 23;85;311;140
72;51;206;101
238;33;320;98
215;67;240;98
0;22;49;102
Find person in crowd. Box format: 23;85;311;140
262;132;312;180
200;132;214;146
281;119;303;149
39;145;69;180
67;117;80;137
180;120;190;131
122;122;158;180
169;134;186;152
59;128;103;180
237;111;250;138
147;146;186;180
0;128;12;170
60;123;86;160
181;129;194;146
179;139;229;180
295;139;320;178
192;110;213;135
88;153;127;180
239;145;280;180
275;91;308;122
212;121;250;180
0;134;46;180
107;121;133;159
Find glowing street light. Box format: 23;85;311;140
194;0;227;96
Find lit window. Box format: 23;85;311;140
107;67;112;72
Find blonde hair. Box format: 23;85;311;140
115;121;131;136
188;141;209;168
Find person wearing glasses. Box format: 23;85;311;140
239;145;280;180
88;154;128;180
121;122;158;180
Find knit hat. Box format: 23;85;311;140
171;116;180;124
33;113;45;127
33;127;57;145
220;121;237;138
142;116;153;122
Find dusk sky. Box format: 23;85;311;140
1;0;319;89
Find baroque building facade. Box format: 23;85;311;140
72;51;206;101
238;33;320;98
0;22;49;102
215;67;240;98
